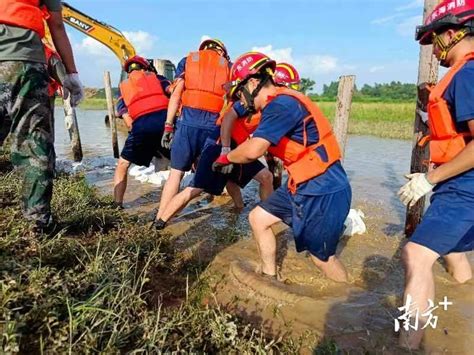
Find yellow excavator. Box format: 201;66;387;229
45;1;176;80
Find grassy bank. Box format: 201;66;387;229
318;101;415;140
0;152;303;353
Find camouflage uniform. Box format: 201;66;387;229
0;61;55;226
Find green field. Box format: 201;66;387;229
62;98;416;140
318;101;415;140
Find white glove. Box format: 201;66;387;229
63;73;84;107
398;173;434;208
218;146;233;174
417;108;429;124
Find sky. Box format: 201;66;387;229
64;0;427;91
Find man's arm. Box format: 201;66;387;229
165;79;184;125
427;120;474;183
46;10;77;74
220;107;238;147
227;137;271;163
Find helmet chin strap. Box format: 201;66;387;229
240;75;271;114
434;28;469;67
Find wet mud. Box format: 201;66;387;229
54;111;473;353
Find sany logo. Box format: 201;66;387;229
66;17;94;32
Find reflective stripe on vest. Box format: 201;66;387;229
181;50;229;113
427;52;474;164
0;0;45;37
266;88;341;194
119;71;169;120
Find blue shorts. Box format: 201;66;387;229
190;141;265;195
120;111;170;166
170;122;220;171
410;191;474;256
259;183;352;261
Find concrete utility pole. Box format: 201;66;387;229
405;0;440;237
104;71;120;159
333;75;356;159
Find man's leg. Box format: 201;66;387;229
225;181;244;209
6;62;54;226
249;206;282;276
399;241;439;350
156;168;185;220
310;255;348;282
159;186;204;223
252;168;273;201
113;157;131;206
444;252;472;283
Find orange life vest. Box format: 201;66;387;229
266;88;341;194
0;0;45;37
44;45;61;97
181;50;229;113
216;102;262;145
119;71;169;120
426;52;474;165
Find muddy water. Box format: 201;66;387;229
54;109;473;353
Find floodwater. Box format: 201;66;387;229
54;108;473;353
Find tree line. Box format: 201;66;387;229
85;80;417;102
300;79;417;102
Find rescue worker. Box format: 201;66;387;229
113;56;171;208
0;0;83;232
217;61;302;207
397;0;474;349
150;62;303;229
213;52;352;282
153;39;230;228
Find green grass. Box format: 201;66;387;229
318;101;415;140
55;97;108;110
0;153;303;353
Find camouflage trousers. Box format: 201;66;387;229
0;61;55;226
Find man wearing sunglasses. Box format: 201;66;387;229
214;52;351;283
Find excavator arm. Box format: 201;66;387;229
60;1;136;64
44;1;175;80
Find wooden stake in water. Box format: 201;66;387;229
405;0;439;237
63;96;83;162
104;71;119;158
333;75;355;160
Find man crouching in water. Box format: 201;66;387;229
213;52;352;282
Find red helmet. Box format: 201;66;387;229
199;38;229;59
225;52;276;100
274;63;301;90
416;0;474;45
123;55;150;73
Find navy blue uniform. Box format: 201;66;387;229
256;95;352;261
117;74;171;166
170;57;221;171
411;60;474;255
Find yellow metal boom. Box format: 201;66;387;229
61;1;136;64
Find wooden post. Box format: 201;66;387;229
333;75;355;159
404;0;439;237
63;97;83;162
104;71;119;159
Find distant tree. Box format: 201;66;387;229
321;81;339;99
300;78;315;94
